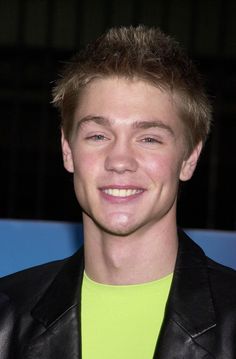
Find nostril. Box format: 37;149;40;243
104;155;138;173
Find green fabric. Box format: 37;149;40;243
81;271;173;359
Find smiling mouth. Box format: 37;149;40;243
102;188;144;197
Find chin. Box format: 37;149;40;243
101;227;138;237
97;218;147;238
84;210;157;237
90;215;137;237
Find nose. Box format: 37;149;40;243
104;140;138;174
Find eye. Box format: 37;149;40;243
86;134;108;141
141;137;162;144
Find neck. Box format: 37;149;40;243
83;215;178;285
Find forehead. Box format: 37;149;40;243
73;77;184;134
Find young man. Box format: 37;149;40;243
0;26;235;358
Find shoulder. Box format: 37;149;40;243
179;229;236;287
207;256;236;281
179;230;236;311
0;259;67;356
0;258;66;312
0;248;83;315
206;257;236;309
0;249;84;356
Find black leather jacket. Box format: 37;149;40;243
0;231;235;358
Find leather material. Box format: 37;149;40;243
0;231;235;358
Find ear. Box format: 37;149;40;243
179;142;203;182
61;129;74;173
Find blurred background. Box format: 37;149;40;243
0;0;235;230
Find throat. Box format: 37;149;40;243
85;236;177;285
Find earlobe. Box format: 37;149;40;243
61;130;74;173
179;142;202;182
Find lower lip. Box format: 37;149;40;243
99;190;145;203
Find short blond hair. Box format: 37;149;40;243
52;25;212;153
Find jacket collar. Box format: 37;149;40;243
26;249;85;358
154;230;216;358
31;231;217;358
168;229;216;335
32;247;84;327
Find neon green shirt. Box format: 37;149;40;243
81;271;173;359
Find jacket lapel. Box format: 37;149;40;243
154;231;216;358
25;307;81;359
25;249;84;359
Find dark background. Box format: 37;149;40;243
0;0;236;229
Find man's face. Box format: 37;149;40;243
62;77;201;236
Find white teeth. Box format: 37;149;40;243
103;188;142;197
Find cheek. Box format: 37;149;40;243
73;150;100;176
72;153;96;199
143;155;170;179
143;153;183;184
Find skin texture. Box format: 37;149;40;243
62;77;202;284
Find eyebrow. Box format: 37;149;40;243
75;115;175;137
132;120;174;136
75;116;111;132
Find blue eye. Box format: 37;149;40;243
94;135;105;140
87;134;106;141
